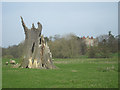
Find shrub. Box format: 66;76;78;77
3;55;14;59
87;46;96;58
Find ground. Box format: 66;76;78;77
2;56;118;88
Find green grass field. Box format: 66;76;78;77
2;57;118;88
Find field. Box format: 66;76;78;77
2;56;118;88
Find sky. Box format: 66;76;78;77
2;2;118;48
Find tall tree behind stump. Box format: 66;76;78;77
20;17;55;69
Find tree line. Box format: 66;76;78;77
2;31;119;59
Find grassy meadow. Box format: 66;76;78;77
2;55;118;88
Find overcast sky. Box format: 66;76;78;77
2;2;118;47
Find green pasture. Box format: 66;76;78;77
2;57;118;88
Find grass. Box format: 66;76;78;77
2;57;118;88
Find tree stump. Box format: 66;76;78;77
20;16;55;69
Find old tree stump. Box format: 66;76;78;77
20;17;55;69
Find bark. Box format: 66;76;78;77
20;16;55;69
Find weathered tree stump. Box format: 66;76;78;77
20;16;55;69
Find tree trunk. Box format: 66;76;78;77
20;16;55;69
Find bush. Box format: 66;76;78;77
87;46;97;58
3;55;14;59
87;46;111;58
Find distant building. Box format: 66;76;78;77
81;36;98;47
